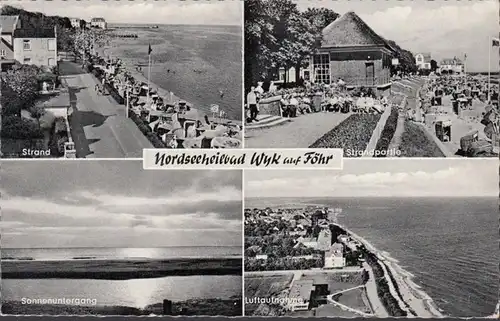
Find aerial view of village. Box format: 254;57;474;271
244;0;499;158
0;1;242;158
244;159;498;317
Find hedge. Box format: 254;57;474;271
129;111;166;148
1;116;44;139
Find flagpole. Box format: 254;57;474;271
147;51;151;106
488;36;491;102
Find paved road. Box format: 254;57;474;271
245;112;350;148
59;61;152;158
362;262;389;318
245;267;363;276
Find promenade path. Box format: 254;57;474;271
59;61;152;158
362;262;389;317
245;267;363;277
245;112;350;148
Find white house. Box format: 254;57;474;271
415;53;432;70
317;229;332;251
0;15;21;64
13;27;57;68
255;254;268;260
324;243;346;269
287;279;314;311
70;18;82;28
296;237;318;249
90;17;107;29
439;57;464;74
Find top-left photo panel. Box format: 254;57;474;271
0;0;243;159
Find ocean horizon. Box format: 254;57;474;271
2;246;242;261
245;196;498;317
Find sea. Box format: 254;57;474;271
1;246;242;308
107;24;242;120
245;197;498;317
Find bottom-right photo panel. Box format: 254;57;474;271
243;159;498;318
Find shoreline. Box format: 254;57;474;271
333;223;444;318
99;45;241;124
2;257;242;280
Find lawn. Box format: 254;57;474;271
314;304;358;317
335;287;370;312
309;114;381;156
398;121;445;157
244;274;294;315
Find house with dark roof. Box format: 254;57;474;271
307;11;396;91
439;57;464;74
415;53;432;70
13;27;57;68
0;15;22;63
90;17;107;29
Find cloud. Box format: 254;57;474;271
5;1;242;26
245;161;497;198
360;1;498;71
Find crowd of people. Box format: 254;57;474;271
87;55;242;148
245;79;390;124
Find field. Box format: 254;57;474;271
300;271;364;293
309;114;381;155
335;288;371;313
244;274;294;315
314;304;358;317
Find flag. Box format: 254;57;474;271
148;44;152;55
492;37;500;47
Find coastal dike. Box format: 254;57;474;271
334;223;444;318
1;258;242;280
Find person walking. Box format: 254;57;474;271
247;87;259;122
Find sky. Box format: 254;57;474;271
245;159;498;198
294;0;499;72
1;161;242;249
2;0;242;26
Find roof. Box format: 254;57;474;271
289;279;314;300
326;243;344;257
321;11;392;50
417;52;432;63
14;28;56;38
441;58;463;65
0;15;19;34
91;18;106;22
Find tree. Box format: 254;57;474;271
430;59;438;72
1;64;41;115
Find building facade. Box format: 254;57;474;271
324;243;346;269
0;15;21;62
439;58;464;74
70;18;82;28
13;28;58;68
415;53;431;70
306;12;396;89
90;18;107;29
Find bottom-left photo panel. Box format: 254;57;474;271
0;161;243;316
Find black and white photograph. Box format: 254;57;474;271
244;0;499;158
1;0;243;159
244;159;498;317
1;161;243;316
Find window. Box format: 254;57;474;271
48;58;55;66
48;39;56;51
23;57;31;63
0;50;5;57
312;53;330;84
23;40;31;50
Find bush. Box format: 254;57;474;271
1;116;43;139
105;82;124;104
309;114;381;156
129;111;166;148
374;106;399;157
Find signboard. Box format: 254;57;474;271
392;58;399;66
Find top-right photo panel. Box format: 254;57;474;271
244;0;499;158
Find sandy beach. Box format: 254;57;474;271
2;257;242;280
334;223;444;318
